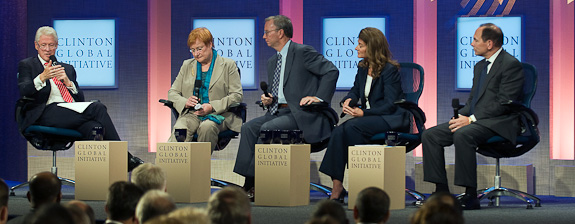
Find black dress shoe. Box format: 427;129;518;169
246;187;255;202
458;194;480;210
128;155;144;172
330;188;347;204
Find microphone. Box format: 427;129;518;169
340;98;358;118
452;98;460;119
193;80;203;110
49;55;59;66
260;82;271;97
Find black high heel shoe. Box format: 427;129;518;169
330;188;347;204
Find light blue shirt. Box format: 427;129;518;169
276;40;291;104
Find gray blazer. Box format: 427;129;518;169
266;41;339;143
459;49;524;144
168;55;243;132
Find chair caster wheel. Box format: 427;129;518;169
488;201;495;207
526;204;533;209
9;191;15;196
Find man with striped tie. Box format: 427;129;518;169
233;15;339;198
17;26;143;172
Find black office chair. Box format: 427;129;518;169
10;98;80;196
159;99;246;151
369;62;427;205
472;62;541;209
300;102;340;196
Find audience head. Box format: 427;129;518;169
131;163;167;192
357;27;398;78
106;181;145;223
34;26;59;62
27;171;62;208
410;193;465;224
66;200;95;224
311;199;348;224
145;207;208;224
136;189;176;223
306;215;341;224
353;187;390;224
0;179;8;224
64;202;91;224
30;203;74;224
207;186;251;224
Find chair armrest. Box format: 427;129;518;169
159;99;175;108
300;101;329;111
502;100;539;125
394;99;427;124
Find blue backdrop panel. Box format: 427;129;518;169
171;0;279;88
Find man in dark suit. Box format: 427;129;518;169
233;15;339;194
7;172;61;224
422;23;524;210
17;26;143;171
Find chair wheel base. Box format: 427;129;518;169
9;191;15;196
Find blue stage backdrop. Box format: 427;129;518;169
171;0;279;91
0;0;29;182
303;0;414;88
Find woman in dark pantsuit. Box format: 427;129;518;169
319;27;410;202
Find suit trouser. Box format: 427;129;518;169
168;112;226;152
233;107;298;177
37;102;120;140
422;122;496;188
319;116;391;181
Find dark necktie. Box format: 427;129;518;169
470;61;490;114
269;53;282;115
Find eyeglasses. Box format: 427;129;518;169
37;43;57;50
263;29;280;35
189;46;205;54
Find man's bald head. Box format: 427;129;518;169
27;172;62;208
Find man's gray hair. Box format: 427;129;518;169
35;26;58;42
265;15;293;38
131;163;167;192
135;190;176;223
207;186;251;224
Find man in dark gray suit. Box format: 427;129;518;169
422;23;524;210
233;15;339;195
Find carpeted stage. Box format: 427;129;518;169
5;180;575;224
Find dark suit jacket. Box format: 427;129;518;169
458;49;524;144
267;41;339;143
342;63;410;131
17;56;84;133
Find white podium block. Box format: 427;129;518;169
348;146;405;210
156;142;211;203
75;141;128;200
255;144;310;206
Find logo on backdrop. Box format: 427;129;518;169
54;19;116;88
322;17;386;89
193;18;256;89
456;17;522;89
